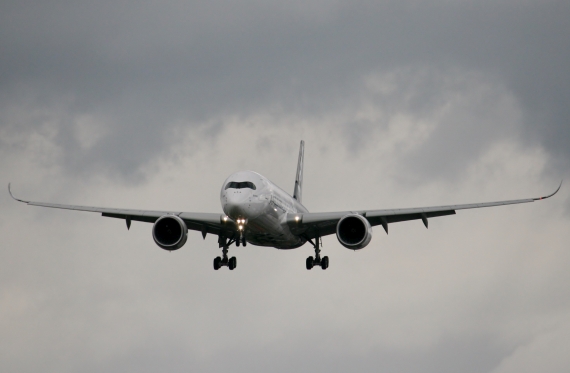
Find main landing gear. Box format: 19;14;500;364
216;220;245;269
214;231;244;271
306;237;328;270
213;245;237;270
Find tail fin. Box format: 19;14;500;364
293;140;304;203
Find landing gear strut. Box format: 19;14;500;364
214;236;237;270
236;232;247;247
306;237;328;270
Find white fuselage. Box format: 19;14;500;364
220;171;308;249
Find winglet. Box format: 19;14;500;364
534;180;562;201
8;183;30;203
293;140;304;203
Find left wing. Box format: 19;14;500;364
287;182;562;239
8;184;237;238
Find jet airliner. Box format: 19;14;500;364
9;141;561;270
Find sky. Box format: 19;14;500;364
1;0;570;372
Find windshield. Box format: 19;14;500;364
225;181;256;190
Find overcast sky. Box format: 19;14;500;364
1;1;570;372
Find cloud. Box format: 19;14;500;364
1;1;570;372
491;323;570;373
2;0;569;181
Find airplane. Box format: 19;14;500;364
9;141;562;271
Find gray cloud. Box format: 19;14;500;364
1;1;570;372
2;0;569;182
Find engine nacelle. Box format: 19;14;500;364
152;215;188;251
336;214;373;250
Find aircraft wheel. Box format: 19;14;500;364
236;240;240;247
242;237;247;246
321;256;329;270
306;256;314;270
229;256;237;270
213;256;222;270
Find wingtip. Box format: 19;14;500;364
535;180;562;201
8;183;29;203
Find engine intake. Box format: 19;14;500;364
336;214;372;250
152;215;188;251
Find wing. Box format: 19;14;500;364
8;184;237;237
287;182;562;239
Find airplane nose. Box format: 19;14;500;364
224;191;249;218
225;202;245;218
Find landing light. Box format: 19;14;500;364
239;225;243;230
295;216;300;222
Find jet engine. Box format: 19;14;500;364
336;214;372;250
152;215;188;251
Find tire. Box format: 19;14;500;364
213;256;222;270
229;256;237;270
321;256;329;270
306;256;314;270
242;237;247;247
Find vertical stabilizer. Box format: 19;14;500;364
293;140;304;203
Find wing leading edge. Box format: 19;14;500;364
8;181;562;243
8;183;237;237
286;182;562;240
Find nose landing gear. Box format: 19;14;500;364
306;237;328;270
235;233;247;247
236;218;247;247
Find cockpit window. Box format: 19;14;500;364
225;181;257;190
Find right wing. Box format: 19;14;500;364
287;182;562;239
8;184;237;238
